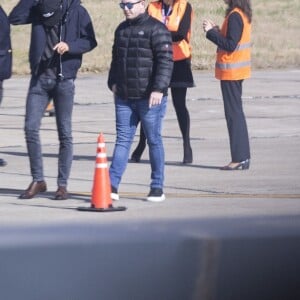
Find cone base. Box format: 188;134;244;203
77;205;127;212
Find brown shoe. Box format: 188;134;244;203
54;186;68;200
19;181;47;199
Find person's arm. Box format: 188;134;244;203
149;24;173;107
205;12;243;52
8;0;38;25
107;27;119;92
63;7;97;55
171;2;192;42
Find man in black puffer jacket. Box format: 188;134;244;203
108;0;173;203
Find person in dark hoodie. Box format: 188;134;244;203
0;4;13;167
9;0;97;199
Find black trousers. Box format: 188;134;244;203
221;80;250;162
170;87;191;147
134;87;192;146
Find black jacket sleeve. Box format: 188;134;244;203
206;12;243;52
151;23;173;92
66;7;98;55
0;6;12;80
171;2;192;42
107;23;122;91
8;0;38;25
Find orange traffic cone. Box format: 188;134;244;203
78;133;126;212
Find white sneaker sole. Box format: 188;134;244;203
111;192;119;201
146;194;166;202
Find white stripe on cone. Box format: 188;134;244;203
97;143;105;148
96;163;108;168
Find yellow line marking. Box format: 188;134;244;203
72;192;300;199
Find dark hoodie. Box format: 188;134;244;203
9;0;97;78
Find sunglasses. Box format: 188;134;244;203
119;0;142;10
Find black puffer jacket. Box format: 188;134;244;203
108;13;173;100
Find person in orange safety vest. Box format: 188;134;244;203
203;0;252;171
131;0;195;164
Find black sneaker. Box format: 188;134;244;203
146;188;165;202
0;158;7;167
111;186;119;201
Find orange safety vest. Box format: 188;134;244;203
148;0;192;61
215;8;251;80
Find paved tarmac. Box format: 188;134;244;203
0;69;299;226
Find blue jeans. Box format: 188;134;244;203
25;75;75;187
109;96;167;190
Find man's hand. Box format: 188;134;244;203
53;42;69;55
149;91;163;108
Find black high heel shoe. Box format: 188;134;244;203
220;159;250;171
